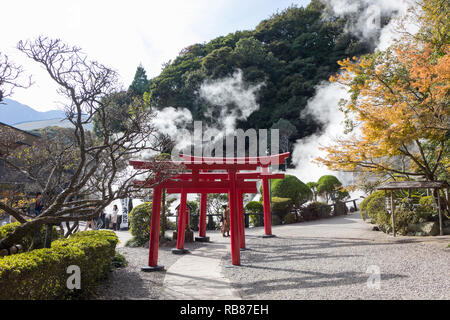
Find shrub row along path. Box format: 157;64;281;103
95;212;450;300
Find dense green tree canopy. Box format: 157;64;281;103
146;0;373;164
128;64;150;97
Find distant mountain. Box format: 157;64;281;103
0;98;66;125
14;118;93;131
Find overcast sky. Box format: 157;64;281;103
1;0;310;111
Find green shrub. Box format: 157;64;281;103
271;197;293;219
261;175;312;207
273;175;312;207
129;202;153;246
0;222;60;251
249;214;264;227
0;230;118;299
393;200;435;235
283;212;297;224
365;193;386;221
317;175;349;203
111;252;127;269
360;191;385;220
417;196;437;219
245;201;263;213
300;201;332;221
271;214;282;225
419;195;435;207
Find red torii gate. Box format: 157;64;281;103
130;152;290;271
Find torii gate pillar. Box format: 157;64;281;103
173;191;189;254
262;169;275;238
195;192;209;242
142;186;164;272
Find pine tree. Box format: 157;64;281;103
128;64;150;97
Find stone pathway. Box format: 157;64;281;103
161;242;241;300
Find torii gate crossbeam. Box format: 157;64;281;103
129;152;290;271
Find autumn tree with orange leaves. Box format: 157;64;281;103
318;0;449;185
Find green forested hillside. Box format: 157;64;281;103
146;0;373;155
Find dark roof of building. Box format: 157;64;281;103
376;181;449;190
0;121;40;138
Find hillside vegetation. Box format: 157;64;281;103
146;0;374;163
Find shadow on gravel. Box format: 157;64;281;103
222;237;408;296
227;269;406;296
95;268;156;300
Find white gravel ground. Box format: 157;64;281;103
94;241;205;300
221;214;450;300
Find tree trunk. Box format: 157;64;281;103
0;220;44;250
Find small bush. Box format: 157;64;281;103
0;222;59;251
129;202;152;246
0;230;118;299
271;214;282;226
111;252;127;269
271;197;293;216
260;175;312;207
300;202;332;221
283;212;297;224
419;195;435;208
245;201;263;213
249;214;264;227
360;191;385;220
365;194;386;222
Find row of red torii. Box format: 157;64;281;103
130;152;290;271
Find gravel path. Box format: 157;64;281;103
93;213;449;300
221;213;450;300
94;240;205;300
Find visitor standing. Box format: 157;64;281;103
112;205;119;231
221;204;230;237
34;193;44;216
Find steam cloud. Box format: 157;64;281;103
149;68;264;154
199;69;264;133
289;0;416;196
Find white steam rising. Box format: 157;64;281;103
289;0;415;196
200;69;264;133
323;0;413;49
148;69;264;155
288;81;350;184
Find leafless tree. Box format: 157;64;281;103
0;37;180;250
0;52;30;103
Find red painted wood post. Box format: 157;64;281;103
148;186;162;267
237;190;246;249
199;192;207;237
228;169;241;266
176;191;187;250
262;173;273;236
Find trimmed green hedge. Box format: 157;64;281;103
283;212;297;224
300;201;332;221
245;201;263;213
271;197;293;216
0;222;59;250
0;230;118;300
261;175;312;207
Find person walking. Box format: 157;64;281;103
221;204;230;237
